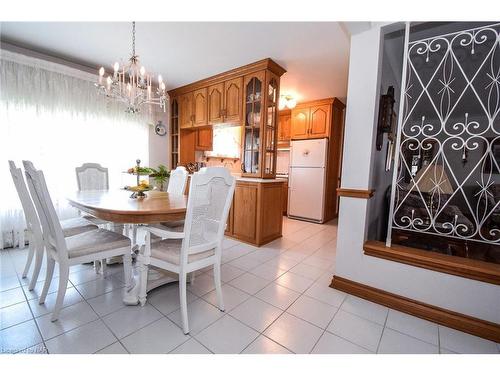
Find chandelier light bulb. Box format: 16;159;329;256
158;75;163;84
113;62;119;72
140;66;146;76
160;82;166;91
287;98;297;109
99;67;105;77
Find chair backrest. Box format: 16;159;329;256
167;166;188;195
75;163;109;191
8;161;43;241
181;167;235;263
23;161;68;260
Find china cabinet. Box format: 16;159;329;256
241;70;280;178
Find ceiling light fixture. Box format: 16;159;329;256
279;95;297;110
95;22;167;113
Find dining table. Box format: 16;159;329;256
67;189;188;305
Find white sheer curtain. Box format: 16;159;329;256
0;49;150;249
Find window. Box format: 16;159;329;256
0;50;149;248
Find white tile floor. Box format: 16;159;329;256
1;217;499;354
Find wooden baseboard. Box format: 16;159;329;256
336;188;375;199
364;240;500;285
330;275;500;343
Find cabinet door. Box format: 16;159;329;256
278;111;291;143
193;88;208;127
195;127;213;151
290;107;310;139
232;183;258;243
224;77;243;124
208;83;224;125
309;104;331;138
179;92;194;129
242;71;265;177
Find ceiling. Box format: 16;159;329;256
0;22;351;103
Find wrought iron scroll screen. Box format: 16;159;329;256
387;23;500;246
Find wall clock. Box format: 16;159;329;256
154;120;166;136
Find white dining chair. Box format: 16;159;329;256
9;161;98;291
167;166;189;195
139;167;235;334
23;160;133;322
75;163;110;226
150;166;189;239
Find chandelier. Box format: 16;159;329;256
95;22;167;113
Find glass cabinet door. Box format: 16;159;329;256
264;77;278;176
170;98;179;169
242;73;263;175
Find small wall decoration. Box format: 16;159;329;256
154;120;166;136
376;86;395;151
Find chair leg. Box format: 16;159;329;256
93;260;101;274
101;259;107;276
28;244;44;291
22;240;35;278
39;257;55;305
213;262;225;312
138;257;148;307
51;264;69;322
190;271;196;284
179;272;189;334
122;252;133;291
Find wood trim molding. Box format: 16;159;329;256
330;275;500;343
337;188;375;199
364;240;500;285
168;58;286;97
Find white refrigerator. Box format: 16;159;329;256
288;138;328;223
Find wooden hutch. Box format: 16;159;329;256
167;59;287;246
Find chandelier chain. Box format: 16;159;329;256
132;21;136;57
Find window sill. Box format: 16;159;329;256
364;240;500;285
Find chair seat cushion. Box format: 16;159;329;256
65;229;131;259
151;239;214;265
60;217;98;237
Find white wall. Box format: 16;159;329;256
336;24;500;324
148;110;169;169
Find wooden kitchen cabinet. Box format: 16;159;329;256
208;83;224;125
309;104;331;138
278;109;291;146
290;107;310;139
195;127;213;151
225;179;284;246
193;88;208;127
224;77;243;123
179;92;194;129
169;59;286;172
291;99;335;140
208;78;243;125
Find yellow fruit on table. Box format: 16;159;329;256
139;179;149;187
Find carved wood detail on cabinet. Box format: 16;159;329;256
309;104;330;138
208;83;224;125
224;77;243;123
179;92;194;129
290;108;310;139
193;88;208;127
